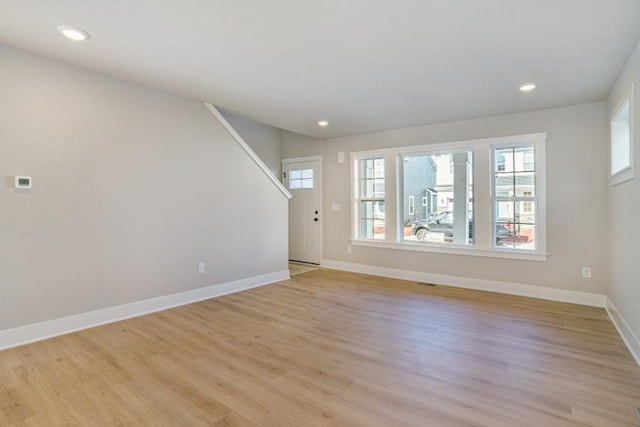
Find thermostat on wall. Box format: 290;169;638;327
14;176;32;189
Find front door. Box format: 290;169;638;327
283;158;321;264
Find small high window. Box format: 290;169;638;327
610;86;634;185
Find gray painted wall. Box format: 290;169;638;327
0;46;289;330
221;110;283;178
281;130;324;160
216;115;324;183
0;41;629;343
607;39;640;339
322;102;608;294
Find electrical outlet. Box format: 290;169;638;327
198;262;205;274
347;245;352;253
582;267;591;279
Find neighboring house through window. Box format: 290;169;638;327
351;133;546;261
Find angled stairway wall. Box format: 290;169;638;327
0;45;290;348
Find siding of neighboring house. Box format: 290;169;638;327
402;156;436;223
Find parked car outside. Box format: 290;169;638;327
411;211;513;243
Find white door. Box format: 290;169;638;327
284;158;321;264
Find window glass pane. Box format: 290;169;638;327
301;179;313;189
509;224;536;250
289;179;301;189
360;219;374;239
362;159;374;178
373;219;385;240
301;169;313;179
361;179;373;198
496;201;514;224
517;147;535;172
493;144;536;251
516;201;535;224
495;173;515;196
495;148;513;173
361;200;373;218
360;200;384;239
360;157;384;202
290;170;301;180
611;99;631;174
519;224;535;249
514;172;535;197
374;158;384;177
402;152;473;245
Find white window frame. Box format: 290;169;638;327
352;154;386;241
610;84;634;186
490;141;545;254
350;133;547;261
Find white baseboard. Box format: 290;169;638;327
0;269;290;351
320;259;606;307
605;298;640;367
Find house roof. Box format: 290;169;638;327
1;1;639;138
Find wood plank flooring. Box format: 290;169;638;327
1;268;640;426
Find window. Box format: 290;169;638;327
523;191;533;213
289;169;313;189
493;146;536;250
523;151;534;172
610;86;634;185
356;157;385;240
402;151;473;245
351;133;546;261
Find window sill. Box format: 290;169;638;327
350;239;548;262
610;166;634;186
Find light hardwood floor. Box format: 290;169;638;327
1;269;640;426
289;261;318;276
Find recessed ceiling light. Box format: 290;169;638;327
318;120;329;127
57;25;91;41
519;83;537;92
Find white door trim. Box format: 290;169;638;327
283;156;323;264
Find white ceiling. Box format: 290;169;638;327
1;1;639;139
